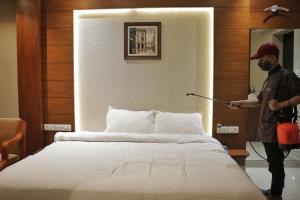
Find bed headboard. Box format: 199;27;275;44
74;8;213;133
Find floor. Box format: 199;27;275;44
245;142;300;200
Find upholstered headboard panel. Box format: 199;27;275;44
74;8;213;132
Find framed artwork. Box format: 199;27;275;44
124;22;161;59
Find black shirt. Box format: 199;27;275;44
257;65;300;142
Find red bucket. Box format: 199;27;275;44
277;123;300;150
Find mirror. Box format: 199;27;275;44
249;29;300;95
248;29;300;141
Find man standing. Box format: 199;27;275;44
229;43;300;200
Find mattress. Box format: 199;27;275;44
0;132;265;200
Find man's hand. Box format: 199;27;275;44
227;101;241;109
227;99;260;109
268;99;281;111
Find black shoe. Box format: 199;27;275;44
267;196;282;200
261;189;271;196
260;189;282;200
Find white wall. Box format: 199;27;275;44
0;0;19;118
75;9;213;132
294;30;300;76
250;30;271;94
293;30;300;128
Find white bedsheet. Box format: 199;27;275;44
0;132;265;200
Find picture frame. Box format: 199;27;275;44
124;22;161;60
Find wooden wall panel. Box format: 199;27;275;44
215;46;249;62
215;27;249;62
42;6;74;145
250;0;300;28
43;81;74;98
215;8;249;27
250;0;300;11
41;0;252;148
45;46;73;63
213;4;249;149
43;11;73;28
213;101;247;148
43;63;74;81
44;98;74;115
43;0;249;11
214;62;249;80
45;29;73;46
250;12;300;28
45;113;74;124
16;0;44;154
215;28;249;45
214;80;249;101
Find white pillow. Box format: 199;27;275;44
154;111;204;134
104;108;154;133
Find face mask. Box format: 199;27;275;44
258;61;272;71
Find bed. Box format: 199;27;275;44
0;109;265;200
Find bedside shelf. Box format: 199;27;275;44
229;149;249;157
229;149;249;167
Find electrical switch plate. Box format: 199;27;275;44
217;125;239;134
227;126;239;134
44;124;72;131
217;126;227;134
217;127;223;133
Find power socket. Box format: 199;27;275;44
217;124;227;134
227;126;239;134
216;124;239;134
44;124;72;132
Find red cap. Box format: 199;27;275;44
250;43;279;60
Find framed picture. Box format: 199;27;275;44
124;22;161;59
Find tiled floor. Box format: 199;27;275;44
246;142;300;200
246;142;300;168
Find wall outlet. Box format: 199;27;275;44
44;124;72;132
217;124;227;134
227;126;239;134
218;128;224;133
216;125;239;134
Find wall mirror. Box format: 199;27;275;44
249;29;300;95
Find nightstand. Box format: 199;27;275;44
229;149;249;168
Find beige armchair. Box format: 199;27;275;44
0;118;26;171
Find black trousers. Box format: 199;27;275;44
263;142;285;196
